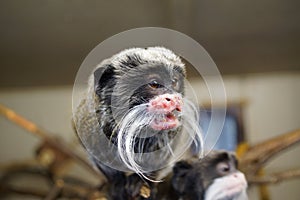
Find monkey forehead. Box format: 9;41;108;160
203;150;237;163
188;151;238;171
110;47;185;70
122;63;183;79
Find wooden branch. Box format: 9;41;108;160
0;104;106;182
0;184;48;198
247;168;300;185
0;168;101;199
0;183;96;199
44;179;64;200
239;129;300;174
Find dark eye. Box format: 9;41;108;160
216;162;230;175
149;80;161;89
172;78;178;88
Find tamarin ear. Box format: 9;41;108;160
173;161;192;174
172;161;193;194
94;64;115;96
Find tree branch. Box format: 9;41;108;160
0;104;106;183
239;129;300;174
247;168;300;185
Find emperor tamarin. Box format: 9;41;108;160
74;47;203;185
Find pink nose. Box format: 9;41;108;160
148;93;182;113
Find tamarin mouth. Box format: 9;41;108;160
147;93;182;130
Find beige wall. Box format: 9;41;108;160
0;72;299;199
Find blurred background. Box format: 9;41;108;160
0;1;299;199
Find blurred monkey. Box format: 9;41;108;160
157;150;248;200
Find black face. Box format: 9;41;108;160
122;64;185;109
171;151;239;199
94;63;185;113
93;62;186;145
201;151;238;183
